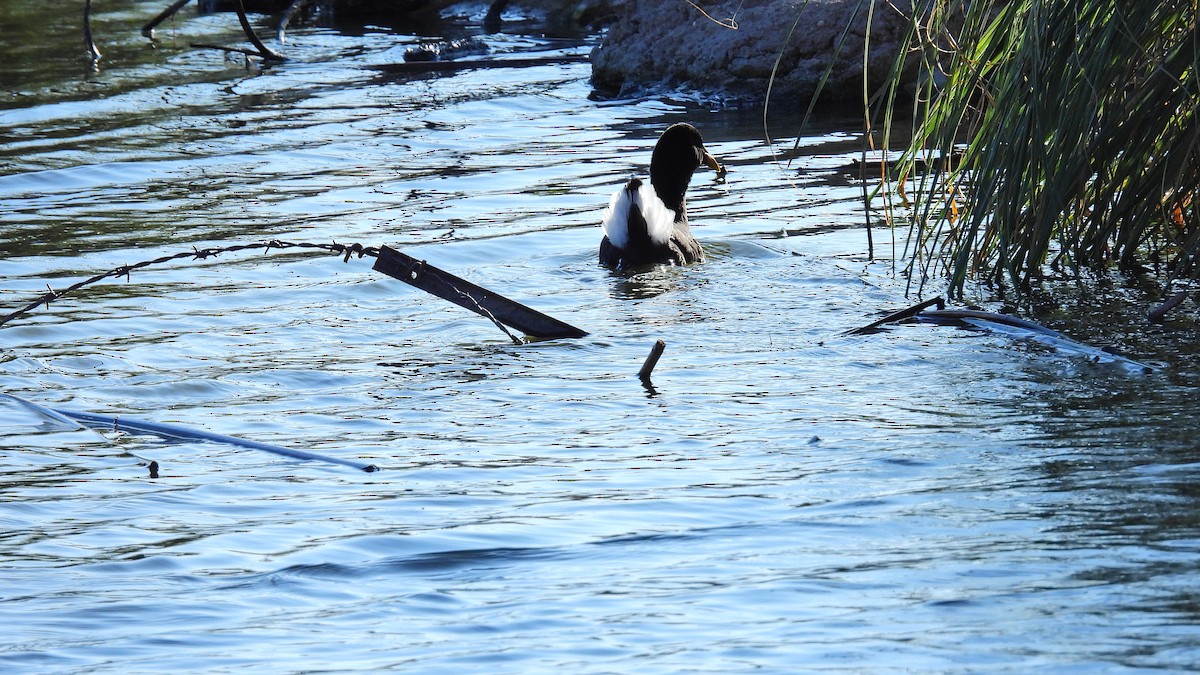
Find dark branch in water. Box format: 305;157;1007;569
142;0;193;38
59;405;379;472
233;0;286;61
846;303;1153;370
83;0;102;63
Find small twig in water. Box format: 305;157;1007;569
638;340;667;381
372;54;589;77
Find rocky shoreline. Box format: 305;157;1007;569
589;0;918;106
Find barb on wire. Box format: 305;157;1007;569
0;240;379;329
443;281;525;345
402;257;522;344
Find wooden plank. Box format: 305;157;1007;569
372;245;588;340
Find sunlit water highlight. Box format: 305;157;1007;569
2;3;1200;672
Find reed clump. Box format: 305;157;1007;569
875;0;1199;297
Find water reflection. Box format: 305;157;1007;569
604;266;687;300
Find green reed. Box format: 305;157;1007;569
872;0;1199;297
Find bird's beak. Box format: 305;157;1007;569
702;150;727;179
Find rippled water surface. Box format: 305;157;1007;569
3;1;1200;672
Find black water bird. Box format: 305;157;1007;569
599;123;724;270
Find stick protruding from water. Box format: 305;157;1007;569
638;340;667;381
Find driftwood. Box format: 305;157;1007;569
846;301;1065;338
189;42;276;59
60;406;378;471
141;0;286;61
0;240;586;343
134;0;583;67
146;0;521;47
0;240;378;329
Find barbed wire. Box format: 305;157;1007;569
0;240;379;329
427;267;524;345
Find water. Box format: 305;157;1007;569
3;1;1200;672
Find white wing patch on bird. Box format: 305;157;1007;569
601;180;676;249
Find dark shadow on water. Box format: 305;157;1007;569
265;529;711;584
